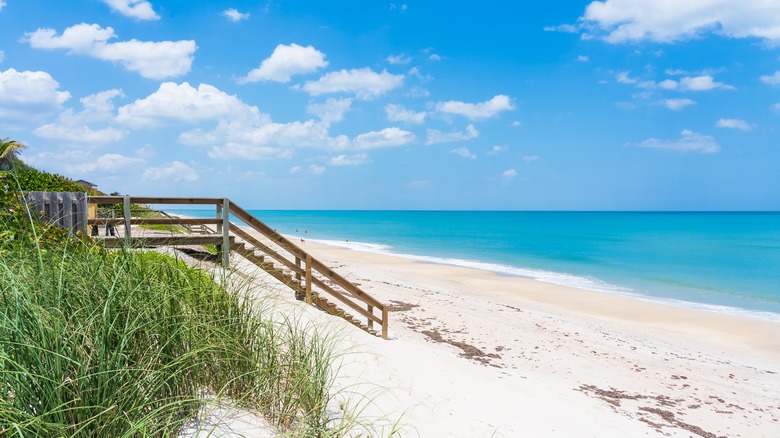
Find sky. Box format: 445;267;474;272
1;0;779;210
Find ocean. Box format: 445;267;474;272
172;210;780;321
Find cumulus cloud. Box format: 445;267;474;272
0;68;70;121
523;155;539;163
658;75;733;91
716;118;753;130
329;153;369;166
580;0;780;43
222;8;250;22
760;71;780;85
0;1;5;12
307;98;352;123
630;130;720;153
661;98;696;110
386;54;412;65
385;103;426;124
488;145;508;155
451;147;476;159
425;124;479;145
435;95;514;120
502;169;517;180
101;0;159;20
354;127;415;150
68;153;144;174
142;161;198;182
577;55;590;62
240;43;327;83
34;88;126;144
34;123;125;144
116;82;250;127
300;68;404;99
24;23;196;79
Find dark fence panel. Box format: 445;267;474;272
23;191;88;235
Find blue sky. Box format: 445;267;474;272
1;0;779;210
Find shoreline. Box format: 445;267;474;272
302;235;780;324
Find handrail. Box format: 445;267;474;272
87;195;390;339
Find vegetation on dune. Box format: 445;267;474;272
0;151;393;436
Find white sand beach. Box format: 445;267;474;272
181;232;780;437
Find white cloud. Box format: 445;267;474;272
428;53;442;61
222;8;250;22
301;68;404;99
36;89;126;142
386;54;412;65
488;145;508;155
716;118;753;131
630;130;720;153
581;0;780;43
772;103;780;114
577;55;590;62
68;153;145;174
208;143;295;161
451;147;476;160
760;71;780;85
116;82;250;127
240;43;327;83
290;166;302;174
662;75;733;91
24;23;195;79
34;123;125;144
523;155;539;163
544;24;578;33
0;68;70;122
661;98;696;110
425;124;479;145
511;121;522;127
406;86;430;98
385;103;426;124
0;1;5;12
0;50;4;63
308;164;326;175
436;95;514;120
307;98;352;123
101;0;160;20
329;153;369;166
354;127;415;150
502;169;517;180
616;71;638;84
142;161;198;182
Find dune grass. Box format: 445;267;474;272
0;217;352;436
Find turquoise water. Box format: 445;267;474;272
172;210;780;320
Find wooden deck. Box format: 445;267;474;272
87;196;389;339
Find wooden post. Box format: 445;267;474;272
123;196;131;247
367;305;374;330
381;306;389;340
221;198;230;267
305;254;312;303
295;257;302;282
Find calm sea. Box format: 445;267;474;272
172;210;780;321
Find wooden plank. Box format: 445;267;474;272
222;198;230;267
76;193;87;234
229;225;304;276
88;196;223;205
61;192;73;230
309;276;382;324
87;218;222;226
98;235;233;248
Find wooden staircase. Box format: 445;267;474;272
88;196;389;339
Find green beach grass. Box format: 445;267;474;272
0;170;396;437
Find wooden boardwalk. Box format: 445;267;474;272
88;196;389;339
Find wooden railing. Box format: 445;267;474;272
87;196;389;339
